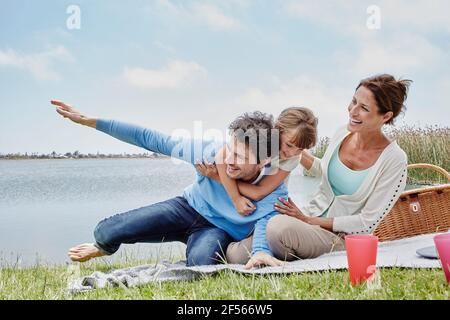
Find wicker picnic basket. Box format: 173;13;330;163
374;163;450;242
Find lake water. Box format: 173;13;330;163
0;159;319;267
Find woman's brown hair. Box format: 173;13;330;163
357;74;412;125
275;107;318;150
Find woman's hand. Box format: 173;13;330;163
195;160;220;181
245;252;284;269
51;100;96;128
233;196;256;216
274;197;310;223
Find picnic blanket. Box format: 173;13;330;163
67;232;442;293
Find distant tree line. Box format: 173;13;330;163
0;151;168;160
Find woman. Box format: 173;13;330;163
226;74;412;265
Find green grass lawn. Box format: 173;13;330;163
0;258;449;300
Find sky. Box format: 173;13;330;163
0;0;449;154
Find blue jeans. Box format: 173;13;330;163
93;196;233;266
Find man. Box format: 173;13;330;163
51;100;286;268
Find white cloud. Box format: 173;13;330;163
152;41;176;54
192;3;242;31
155;0;184;15
430;76;450;121
0;46;73;81
379;0;450;33
233;75;352;138
286;0;450;35
154;0;243;31
286;0;449;80
285;0;367;35
335;33;446;77
123;60;207;89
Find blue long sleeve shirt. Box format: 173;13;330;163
96;119;288;256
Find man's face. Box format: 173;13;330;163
224;136;265;180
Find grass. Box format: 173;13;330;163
0;258;449;300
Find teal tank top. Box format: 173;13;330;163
320;144;371;217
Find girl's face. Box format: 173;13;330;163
347;86;393;133
279;130;303;160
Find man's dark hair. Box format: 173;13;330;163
228;111;275;163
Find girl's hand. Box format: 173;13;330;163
51;100;96;128
195;160;220;181
274;197;310;223
233;196;256;216
245;251;284;269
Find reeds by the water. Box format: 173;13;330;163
312;125;450;184
388;125;450;184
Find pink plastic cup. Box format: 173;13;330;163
434;233;450;284
345;235;379;286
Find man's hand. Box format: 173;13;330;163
194;160;256;219
274;197;310;223
245;251;284;269
233;196;256;216
51;100;96;128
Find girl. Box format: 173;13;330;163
196;107;318;216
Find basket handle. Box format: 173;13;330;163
407;163;450;182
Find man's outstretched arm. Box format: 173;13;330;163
95;119;184;160
51;100;207;164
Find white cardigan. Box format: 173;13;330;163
300;126;408;235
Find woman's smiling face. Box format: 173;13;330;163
347;86;393;133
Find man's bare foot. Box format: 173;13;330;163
68;243;105;262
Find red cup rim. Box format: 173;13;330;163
345;235;379;241
434;233;450;241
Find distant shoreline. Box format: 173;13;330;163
0;157;170;161
0;155;170;161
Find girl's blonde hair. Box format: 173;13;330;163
275;107;318;150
